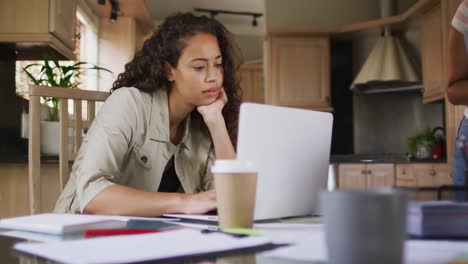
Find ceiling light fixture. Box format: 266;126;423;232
194;8;263;27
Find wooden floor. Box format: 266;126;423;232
0;163;63;218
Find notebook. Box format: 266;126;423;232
0;213;177;235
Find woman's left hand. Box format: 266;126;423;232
197;88;227;127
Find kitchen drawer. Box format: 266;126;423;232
413;164;438;187
395;164;416;187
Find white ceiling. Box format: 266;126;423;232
144;0;265;35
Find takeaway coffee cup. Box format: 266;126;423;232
211;160;257;230
321;189;408;264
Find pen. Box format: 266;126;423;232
84;229;161;238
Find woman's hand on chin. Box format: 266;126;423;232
197;88;227;127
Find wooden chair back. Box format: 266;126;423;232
28;85;109;214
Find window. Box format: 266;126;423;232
15;3;102;116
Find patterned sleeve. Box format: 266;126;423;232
453;0;468;34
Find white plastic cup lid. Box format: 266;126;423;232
211;160;256;174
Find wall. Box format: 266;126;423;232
265;0;380;30
98;17;137;92
397;0;419;13
353;93;444;154
235;35;263;62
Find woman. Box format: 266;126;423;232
54;12;242;216
447;0;468;186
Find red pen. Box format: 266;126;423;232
84;229;161;238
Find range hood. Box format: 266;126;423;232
350;0;422;94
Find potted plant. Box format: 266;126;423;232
22;51;112;155
407;128;437;160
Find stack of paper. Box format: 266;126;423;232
0;214;177;235
13;229;272;264
407;201;468;238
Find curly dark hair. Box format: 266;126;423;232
111;12;243;146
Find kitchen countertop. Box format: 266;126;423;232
0;153;60;164
0;153;448;164
330;154;447;164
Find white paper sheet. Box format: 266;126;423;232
405;240;468;264
255;223;324;244
1;230;80;243
255;223;327;261
256;223;468;264
13;229;271;264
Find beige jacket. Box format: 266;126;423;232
54;87;215;214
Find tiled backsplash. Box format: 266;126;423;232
353;92;444;154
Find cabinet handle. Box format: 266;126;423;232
326;96;331;103
429;169;436;176
402;169;406;175
361;169;366;175
367;170;372;175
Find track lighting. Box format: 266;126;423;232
109;0;119;23
194;8;263;27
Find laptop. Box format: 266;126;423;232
237;103;333;220
165;103;333;221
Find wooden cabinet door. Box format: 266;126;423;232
395;164;416;187
413;164;438;187
0;0;49;34
366;164;395;188
434;164;453;185
421;3;444;103
267;36;332;111
49;0;76;49
338;164;366;189
239;64;264;103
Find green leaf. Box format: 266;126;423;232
21;51;112;120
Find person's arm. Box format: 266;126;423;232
77;89;216;216
447;26;468;105
84;185;216;216
197;89;236;159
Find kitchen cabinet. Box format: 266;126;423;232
338;164;367;189
396;163;453;200
395;164;416;187
266;36;332;111
421;2;444;103
239;63;264;103
0;163;63;218
0;0;77;59
366;164;395;188
338;163;394;189
339;163;452;199
395;163;453;187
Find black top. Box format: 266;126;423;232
158;155;181;192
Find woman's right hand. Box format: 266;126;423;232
181;189;217;214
